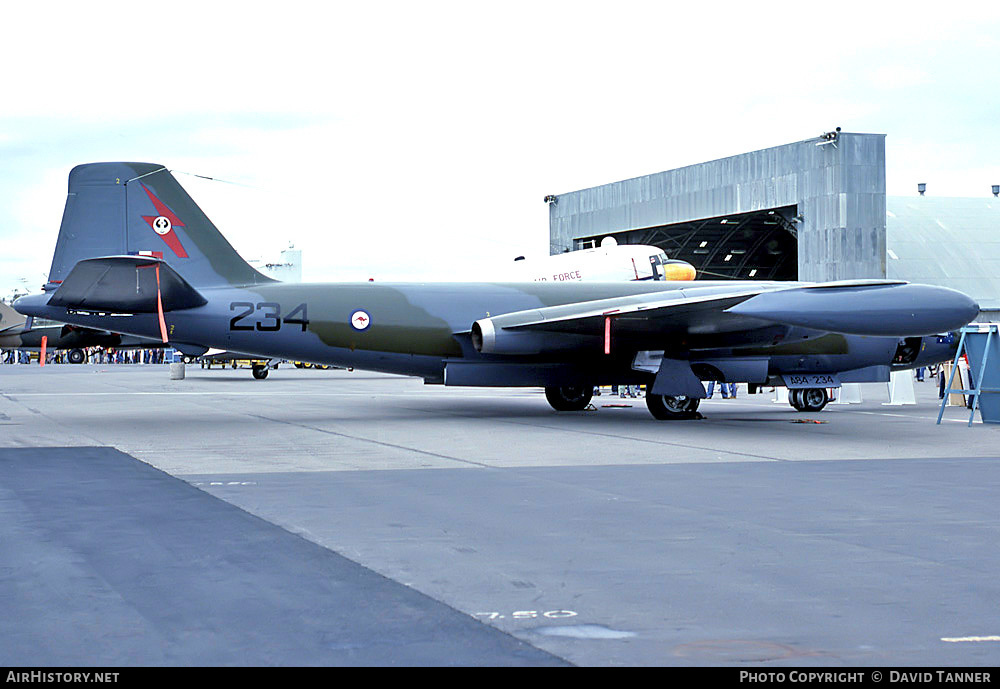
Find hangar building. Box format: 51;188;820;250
547;131;998;321
885;196;999;321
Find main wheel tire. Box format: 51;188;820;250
68;348;85;364
645;393;701;420
252;366;269;380
789;387;828;412
544;385;594;411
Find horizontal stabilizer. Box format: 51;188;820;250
47;256;207;313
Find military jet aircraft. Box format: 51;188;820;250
14;163;979;419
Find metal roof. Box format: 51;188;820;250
886;196;1000;310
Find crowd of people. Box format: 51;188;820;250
1;348;170;365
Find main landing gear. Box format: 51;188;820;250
544;385;593;411
544;385;702;420
544;385;831;417
788;387;829;412
645;393;701;420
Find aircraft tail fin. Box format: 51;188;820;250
46;163;275;291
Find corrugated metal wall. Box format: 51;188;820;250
886;196;1000;316
549;133;887;282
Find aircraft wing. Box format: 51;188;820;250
472;280;979;354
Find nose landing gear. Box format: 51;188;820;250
789;387;829;413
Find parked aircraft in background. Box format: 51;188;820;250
15;163;978;419
0;300;160;363
511;237;696;283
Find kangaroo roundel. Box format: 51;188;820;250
350;310;372;331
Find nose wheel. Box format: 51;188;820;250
789;387;829;412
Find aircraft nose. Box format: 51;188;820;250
727;282;980;336
844;283;980;335
933;287;980;332
661;260;697;281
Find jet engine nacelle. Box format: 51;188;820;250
471;318;594;355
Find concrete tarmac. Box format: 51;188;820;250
1;363;998;666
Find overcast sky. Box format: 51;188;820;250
2;1;998;297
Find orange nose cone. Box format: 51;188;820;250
661;261;697;281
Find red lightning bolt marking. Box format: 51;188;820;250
140;184;189;258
